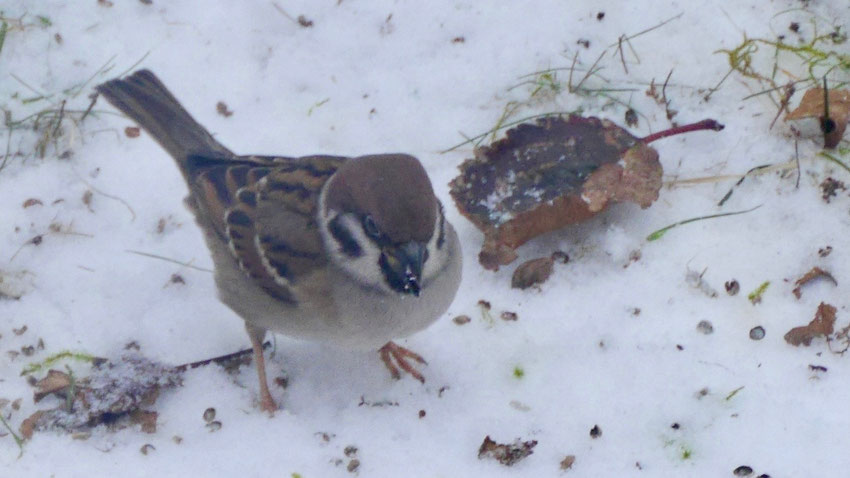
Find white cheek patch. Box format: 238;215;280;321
321;211;387;292
422;204;449;283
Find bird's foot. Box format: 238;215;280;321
379;341;427;383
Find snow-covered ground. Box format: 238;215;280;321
1;1;849;476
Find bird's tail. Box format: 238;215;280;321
95;69;233;182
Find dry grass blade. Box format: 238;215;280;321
125;250;213;273
0;20;8;57
717;164;771;207
440;111;575;153
647;205;762;241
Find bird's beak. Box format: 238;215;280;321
381;241;426;296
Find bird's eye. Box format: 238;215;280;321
362;215;381;239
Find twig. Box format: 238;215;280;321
769;83;795;129
175;341;272;372
794;140;800;189
641;119;724;144
661;69;676;119
616;35;629;74
80;93;98;123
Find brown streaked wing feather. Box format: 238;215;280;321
192;154;347;303
253;156;346;280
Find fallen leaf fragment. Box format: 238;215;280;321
784;302;837;346
449;116;723;270
792;266;837;299
819;177;846;203
786;87;849;149
21;353;182;439
511;256;554;289
33;369;72;402
581;144;661;213
130;409;158;433
560;455;576;470
478;435;537;466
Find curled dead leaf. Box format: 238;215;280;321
450;115;723;270
33;369;72;403
792;266;837;299
786;87;849;149
784;302;837;346
19;410;45;440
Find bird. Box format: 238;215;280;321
96;70;462;413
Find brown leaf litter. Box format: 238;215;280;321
21;353;182;439
784;302;836;347
450;115;723;270
478;435;537;466
511;251;568;290
792;266;837;299
785;87;849;149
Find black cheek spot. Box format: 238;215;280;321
329;215;362;258
379;253;409;295
436;204;446;249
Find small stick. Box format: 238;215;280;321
794;140;800;189
641;119;725;144
175;341;272;372
616;35;629;74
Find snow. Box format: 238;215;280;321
1;1;849;477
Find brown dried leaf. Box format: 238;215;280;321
786;88;850;149
792;267;837;299
560;455;576;470
23;353;182;438
20;410;45;440
450;115;718;270
511;256;555;289
22;198;43;208
33;369;72;403
477;435;537;466
784;302;837;346
582;144;661;213
451;116;646;270
130;409;158;434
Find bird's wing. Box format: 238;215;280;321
190;154;347;303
